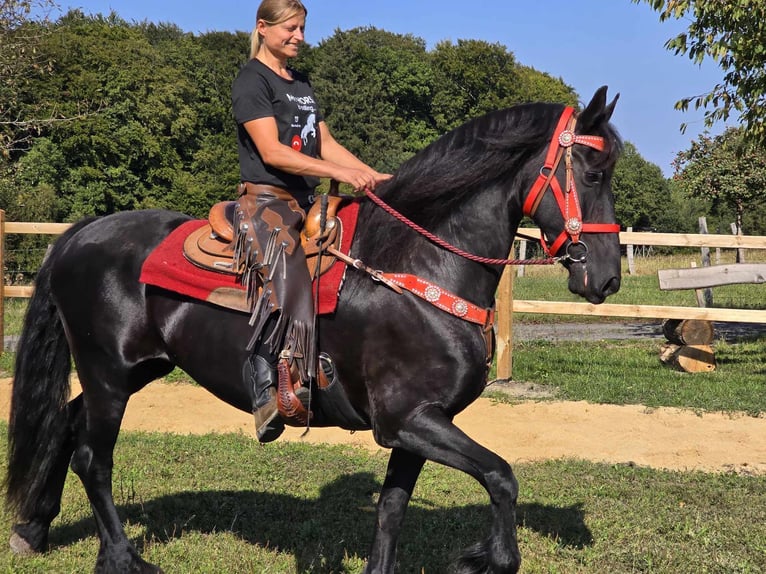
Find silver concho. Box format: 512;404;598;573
566;217;582;233
452;299;469;317
424;285;441;302
558;130;575;147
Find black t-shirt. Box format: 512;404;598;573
232;59;323;192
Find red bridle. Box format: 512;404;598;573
522;106;620;259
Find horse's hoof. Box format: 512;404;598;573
9;531;37;556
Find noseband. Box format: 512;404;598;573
522;106;620;260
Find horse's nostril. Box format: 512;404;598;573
603;277;621;296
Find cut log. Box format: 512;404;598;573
661;318;715;345
659;343;716;372
676;344;716;372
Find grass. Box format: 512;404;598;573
0;426;764;574
1;298;27;337
501;338;766;415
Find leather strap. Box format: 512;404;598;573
381;273;492;327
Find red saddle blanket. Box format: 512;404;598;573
139;200;360;315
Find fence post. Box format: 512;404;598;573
495;266;514;380
0;209;5;355
626;227;635;275
731;222;746;263
697;217;714;307
516;240;526;278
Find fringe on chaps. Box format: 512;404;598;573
233;184;316;381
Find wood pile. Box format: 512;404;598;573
659;319;716;372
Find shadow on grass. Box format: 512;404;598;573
46;472;592;573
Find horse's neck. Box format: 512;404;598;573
357;187;519;308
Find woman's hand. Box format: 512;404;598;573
335;167;392;193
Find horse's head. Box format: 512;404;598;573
523;86;622;304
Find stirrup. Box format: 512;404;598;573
253;388;284;443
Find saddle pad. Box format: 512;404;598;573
139;200;361;315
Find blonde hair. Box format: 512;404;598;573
250;0;308;59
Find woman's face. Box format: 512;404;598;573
258;13;306;60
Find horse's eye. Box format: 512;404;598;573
584;171;603;186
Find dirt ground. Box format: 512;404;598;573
1;377;764;476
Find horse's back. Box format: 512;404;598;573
59;209;190;256
51;209;186;281
48;210;191;361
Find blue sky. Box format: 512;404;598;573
56;0;730;177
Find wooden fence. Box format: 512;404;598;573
3;212;766;373
490;228;766;379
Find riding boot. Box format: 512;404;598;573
245;354;284;443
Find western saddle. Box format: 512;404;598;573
183;190;345;280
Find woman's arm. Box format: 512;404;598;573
243;117;391;191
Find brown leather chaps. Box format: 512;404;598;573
233;183;315;381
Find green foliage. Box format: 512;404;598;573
612;141;676;230
306;27;436;172
430;39;576;133
0;9;638;225
0;0;59;158
673;127;766;234
35;11;239;218
633;0;766;149
514;65;579;106
1;6;710;244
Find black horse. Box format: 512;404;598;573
6;87;622;573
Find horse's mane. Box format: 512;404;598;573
355;101;622;268
375;102;563;221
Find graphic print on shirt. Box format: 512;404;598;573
287;92;317;154
301;113;317;145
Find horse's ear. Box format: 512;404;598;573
579;86;619;131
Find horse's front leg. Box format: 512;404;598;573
365;448;426;574
381;405;521;574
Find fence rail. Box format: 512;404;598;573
2;214;766;367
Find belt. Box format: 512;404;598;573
238;182;294;201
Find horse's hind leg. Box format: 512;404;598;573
364;448;426;574
378;406;521;574
10;395;84;554
70;381;162;574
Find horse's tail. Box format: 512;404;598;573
5;218;97;518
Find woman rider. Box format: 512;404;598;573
231;0;391;441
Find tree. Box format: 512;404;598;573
514;66;578;107
0;1;102;160
430;40;577;133
633;0;766;148
1;0;56;157
611;142;675;231
17;10;243;219
672;127;766;235
306;27;436;172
